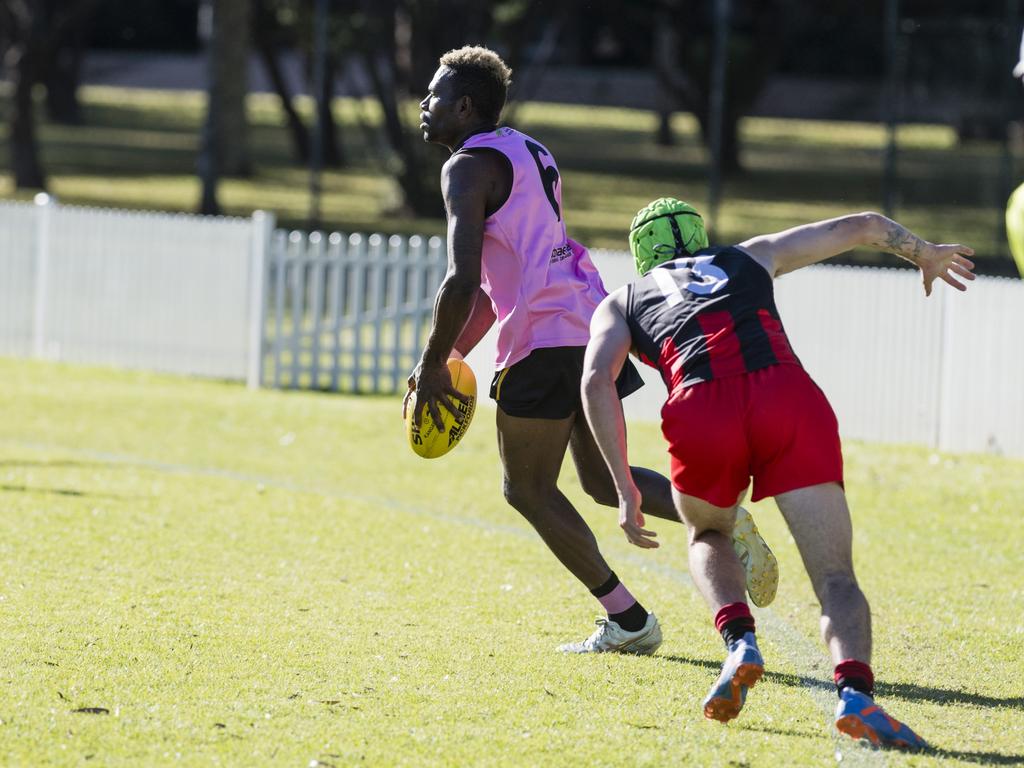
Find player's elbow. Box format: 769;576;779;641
854;211;888;244
441;272;480;299
580;365;615;403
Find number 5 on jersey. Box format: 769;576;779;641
652;256;730;306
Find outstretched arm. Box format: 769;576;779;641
581;291;658;549
740;212;976;296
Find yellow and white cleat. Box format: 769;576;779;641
732;507;779;607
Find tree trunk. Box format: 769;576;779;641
197;0;221;214
9;34;47;190
656;112;674;147
45;49;83;124
253;0;310;164
693;101;742;176
214;0;252;177
3;0;100;189
720;109;741;175
316;54;343;168
653;3;679;147
198;53;222;216
44;11;89;125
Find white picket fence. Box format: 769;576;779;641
263;229;446;392
0;197;1021;458
0;196;268;380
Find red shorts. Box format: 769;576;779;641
661;364;843;507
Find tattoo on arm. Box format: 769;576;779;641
873;224;926;265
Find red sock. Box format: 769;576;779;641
834;659;874;696
714;602;752;632
714;602;754;645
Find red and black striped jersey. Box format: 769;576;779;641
625;246;800;393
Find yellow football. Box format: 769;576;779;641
406;359;477;459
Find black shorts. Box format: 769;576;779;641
489;345;645;419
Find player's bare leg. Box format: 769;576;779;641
570;417;778;606
775;482;926;749
676;488;764;722
774;483;870;663
676;490;746;612
497;409;661;654
568;415;680;522
497;410;608;585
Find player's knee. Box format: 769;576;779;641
579;475;617;508
502;478;546;519
685;509;736;541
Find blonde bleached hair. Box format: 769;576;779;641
438;45;513;124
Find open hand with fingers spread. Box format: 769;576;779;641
917;243;976;297
619;484;658;549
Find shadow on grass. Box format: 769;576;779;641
0;483;132;500
874;679;1024;710
744;722;1024;766
738;723;823;740
921;748;1024;766
661;654;1024;709
667;655;1024;764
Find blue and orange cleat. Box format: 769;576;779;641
702;632;764;723
834;687;928;750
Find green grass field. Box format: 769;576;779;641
0;85;1019;275
0;358;1021;766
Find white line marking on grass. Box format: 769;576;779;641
4;439;886;763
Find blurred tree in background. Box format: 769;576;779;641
1;0;100;190
198;0;253;214
348;0;492;217
253;0;313;164
2;0;1020;222
318;0;564;218
90;0;200;50
646;0;795;173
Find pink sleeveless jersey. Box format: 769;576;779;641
457;127;608;369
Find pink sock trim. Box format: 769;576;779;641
597;582;637;615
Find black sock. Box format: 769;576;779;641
608;602;649;632
834;660;874;697
836;675;874;697
590;572;649;632
590;573;620;599
720;617;755;647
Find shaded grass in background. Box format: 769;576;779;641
0;86;1018;275
0;358;1021;766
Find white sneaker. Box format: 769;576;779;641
732;507;779;608
557;613;662;655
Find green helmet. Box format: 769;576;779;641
629;197;708;275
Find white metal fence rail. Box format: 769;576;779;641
262;230;446;392
0;200;36;358
0;200;1020;457
0;196;262;381
775;266;1024;456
